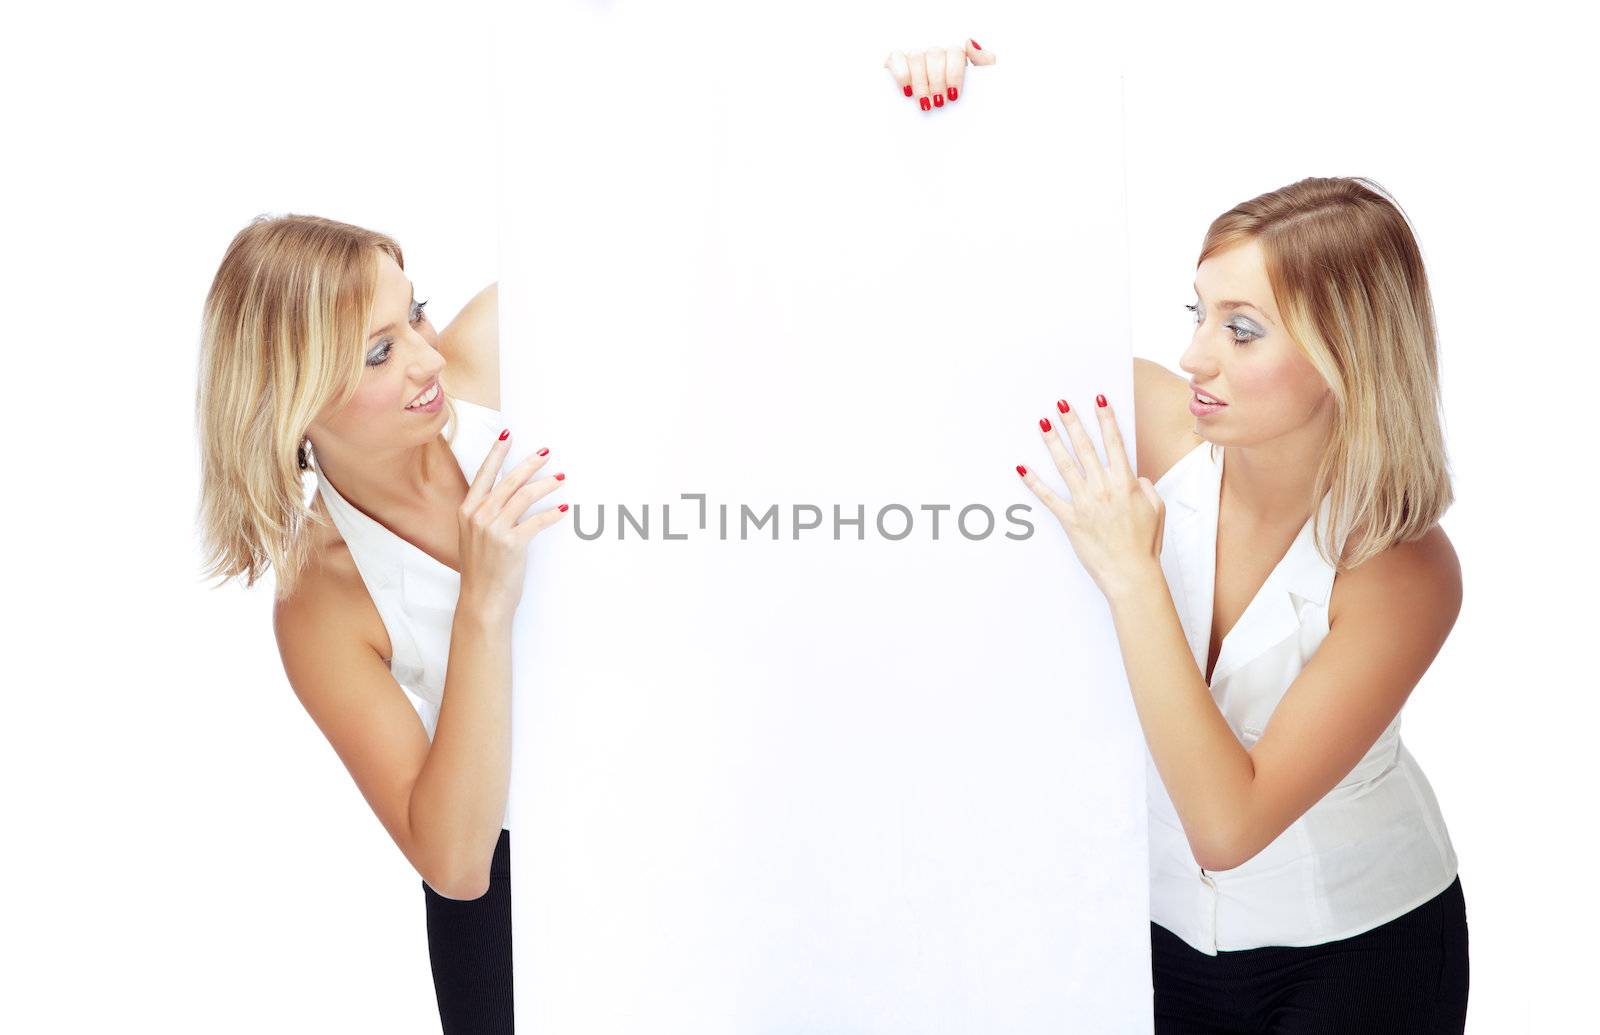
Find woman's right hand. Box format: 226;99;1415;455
884;40;995;112
457;431;567;617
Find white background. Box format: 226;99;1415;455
4;2;1594;1032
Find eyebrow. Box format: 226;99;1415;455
1192;284;1273;324
366;283;417;342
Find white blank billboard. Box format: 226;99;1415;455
493;3;1148;1030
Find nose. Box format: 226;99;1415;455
406;333;447;378
1178;337;1215;381
409;366;440;393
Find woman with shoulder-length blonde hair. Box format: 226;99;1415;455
894;54;1467;1025
1014;175;1470;1030
195;213;566;1033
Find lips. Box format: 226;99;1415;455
406;379;440;409
1190;384;1227;405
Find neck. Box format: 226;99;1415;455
311;431;454;519
1219;403;1334;528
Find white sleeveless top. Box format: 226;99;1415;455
308;395;513;830
1146;440;1458;954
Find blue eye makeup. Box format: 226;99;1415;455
1185;302;1261;346
365;297;431;367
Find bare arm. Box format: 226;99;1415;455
1105;527;1462;871
406;592;513;897
1227;527;1462;866
1132;356;1199;484
274;574;513;900
438;283;500;409
1104;561;1254;870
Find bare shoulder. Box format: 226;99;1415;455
1329;524;1463;639
1225;522;1462;867
437;283;500;410
1133;357;1202;483
273;513;391;667
271;516;441;889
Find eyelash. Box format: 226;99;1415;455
366;299;431;366
1185;303;1257;346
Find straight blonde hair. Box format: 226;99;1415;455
194;214;459;599
1199;176;1452;572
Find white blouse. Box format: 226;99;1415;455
1146;440;1458;954
308;395;513;830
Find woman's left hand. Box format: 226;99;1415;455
1016;394;1166;600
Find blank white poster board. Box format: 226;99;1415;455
492;3;1149;1030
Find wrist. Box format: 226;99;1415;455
456;583;516;631
1103;558;1168;610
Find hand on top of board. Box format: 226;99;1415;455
884;40;994;112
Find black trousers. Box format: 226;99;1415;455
1151;874;1469;1034
422;827;513;1034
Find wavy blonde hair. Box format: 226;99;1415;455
1199;176;1452;572
194;214;459;599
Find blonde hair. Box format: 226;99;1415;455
1199;176;1452;572
194;214;459;599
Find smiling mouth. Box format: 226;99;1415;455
406;380;441;409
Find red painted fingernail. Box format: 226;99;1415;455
1097;393;1108;408
920;96;931;111
499;428;510;440
537;447;549;456
947;86;958;101
970;39;983;51
932;93;943;107
559;503;569;512
1039;417;1052;433
554;472;566;481
1016;464;1028;476
903;84;913;97
1056;399;1069;414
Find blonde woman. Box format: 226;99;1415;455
890;50;1468;1023
195;214;565;1033
1013;175;1469;1030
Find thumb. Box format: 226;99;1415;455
965;39;996;66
